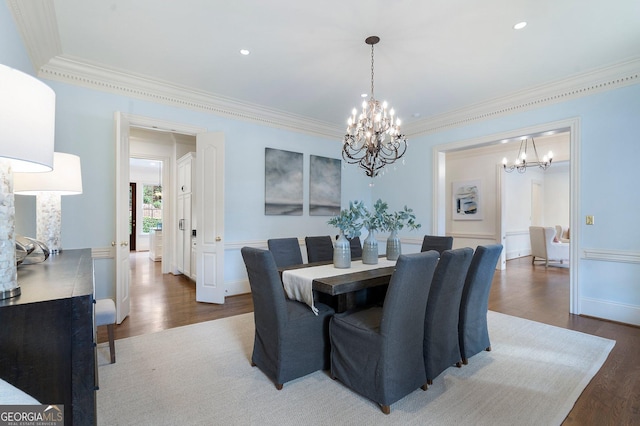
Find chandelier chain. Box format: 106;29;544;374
370;43;375;97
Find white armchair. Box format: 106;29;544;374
555;225;570;243
529;226;569;267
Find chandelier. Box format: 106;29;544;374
502;138;553;173
343;36;407;178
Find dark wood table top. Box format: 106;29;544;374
279;260;396;297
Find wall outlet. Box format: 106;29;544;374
586;215;594;225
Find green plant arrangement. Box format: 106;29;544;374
327;200;366;239
383;205;421;232
363;199;389;232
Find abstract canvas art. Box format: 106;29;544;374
265;148;303;215
452;179;483;220
309;155;341;216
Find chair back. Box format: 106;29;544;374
267;237;303;267
423;247;473;380
420;235;453;254
241;247;288;331
459;244;503;362
380;251;439;338
305;235;333;262
529;226;548;259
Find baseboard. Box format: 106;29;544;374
580;297;640;327
225;279;250;297
506;249;532;260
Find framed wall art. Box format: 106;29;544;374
264;148;303;215
309;155;341;216
452;179;483;220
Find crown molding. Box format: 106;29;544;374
39;55;344;140
7;0;61;70
9;1;639;141
404;58;640;137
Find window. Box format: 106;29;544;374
142;184;162;233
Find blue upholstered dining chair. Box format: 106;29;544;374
305;235;333;263
329;251;440;414
267;237;303;267
240;247;334;390
423;247;473;386
420;235;454;255
458;244;503;364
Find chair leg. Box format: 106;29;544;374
275;383;283;390
106;323;116;364
427;379;433;385
485;346;492;352
380;404;390;415
462;358;468;365
421;383;428;391
455;361;462;368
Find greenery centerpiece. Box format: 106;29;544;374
361;199;389;264
382;205;421;260
327;201;365;268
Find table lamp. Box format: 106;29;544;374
14;152;83;254
0;63;55;300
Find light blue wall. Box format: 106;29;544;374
19;81;373;249
2;2;638;323
374;84;640;324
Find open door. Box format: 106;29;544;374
195;132;225;303
114;111;131;323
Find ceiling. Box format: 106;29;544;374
8;0;640;137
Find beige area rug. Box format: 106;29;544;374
96;311;614;426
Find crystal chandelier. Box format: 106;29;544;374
502;138;553;173
343;36;407;178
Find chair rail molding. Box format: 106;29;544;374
91;246;115;259
582;248;640;264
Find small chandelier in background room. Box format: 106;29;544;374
343;36;407;178
502;138;553;173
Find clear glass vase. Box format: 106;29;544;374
362;229;379;264
333;230;351;268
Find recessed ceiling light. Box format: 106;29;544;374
361;93;368;98
513;21;527;30
240;49;250;56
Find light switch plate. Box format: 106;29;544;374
586;215;594;225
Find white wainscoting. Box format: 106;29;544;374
504;229;532;260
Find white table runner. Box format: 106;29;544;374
282;259;396;314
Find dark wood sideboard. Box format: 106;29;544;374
0;249;96;425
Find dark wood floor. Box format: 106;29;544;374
99;252;639;425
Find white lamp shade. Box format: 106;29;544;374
14;152;83;195
0;64;55;172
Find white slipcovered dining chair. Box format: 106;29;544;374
95;298;116;363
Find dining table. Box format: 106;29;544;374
279;259;397;313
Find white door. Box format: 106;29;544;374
114;112;131;323
195;132;225;303
531;180;543;226
176;194;185;273
182;192;192;278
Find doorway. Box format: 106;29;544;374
432;118;579;315
531;180;543;226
